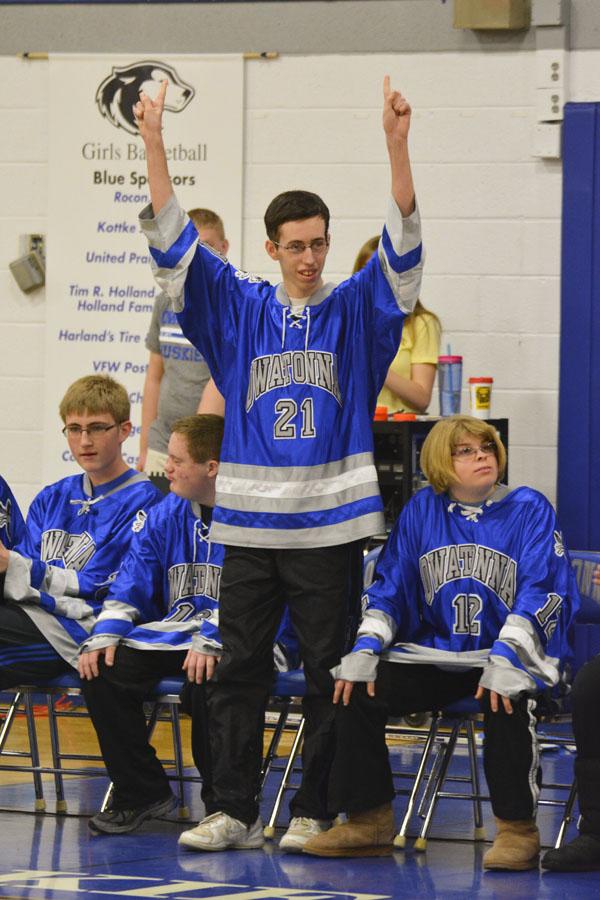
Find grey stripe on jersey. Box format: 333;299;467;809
95;598;140;625
357;609;397;649
217;479;380;515
19;604;93;668
39;565;79;599
334;650;380;684
379;197;423;314
140;196;195;311
218;452;375;484
478;655;538;696
215;455;382;516
123;637;192;651
494;613;561;686
45;596;94;621
81;634;120;652
210;510;385;550
382;643;490;669
4;551;34;601
192;635;222;654
5;553;89;622
125;619;199;635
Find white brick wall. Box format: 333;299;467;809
0;57;48;513
1;49;597;512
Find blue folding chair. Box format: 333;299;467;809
393;695;486;850
0;672;196;816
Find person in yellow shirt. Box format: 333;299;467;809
353;236;441;414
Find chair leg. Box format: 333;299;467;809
414;720;462;851
555;778;578;849
263;716;305;839
0;692;23;753
465;719;486;840
47;693;67;813
394;715;440;848
23;692;46;812
168;703;189;819
259;701;290;791
417;736;446;818
100;782;113;813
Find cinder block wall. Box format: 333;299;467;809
2;45;599;510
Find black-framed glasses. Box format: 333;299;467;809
62;423;119;438
272;238;329;256
451;441;497;460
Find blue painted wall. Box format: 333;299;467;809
558;103;600;550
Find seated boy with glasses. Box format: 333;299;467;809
134;76;423;853
77;414;299;835
303;415;579;870
0;375;163;688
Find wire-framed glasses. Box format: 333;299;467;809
272;238;329;255
62;423;119;438
451;441;497;460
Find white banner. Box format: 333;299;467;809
45;53;244;483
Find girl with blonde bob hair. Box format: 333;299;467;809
303;417;580;872
420;414;507;494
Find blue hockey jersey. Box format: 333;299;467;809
344;485;580;697
0;475;26;549
84;492;224;654
3;469;163;667
140;194;423;549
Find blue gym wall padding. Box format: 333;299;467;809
558;102;600;550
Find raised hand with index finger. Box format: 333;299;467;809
133;79;168;141
382;74;412;143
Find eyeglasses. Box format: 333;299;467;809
62;423;119;438
272;238;329;256
451;441;497;460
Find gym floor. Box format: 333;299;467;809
0;712;596;899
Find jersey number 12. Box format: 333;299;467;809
452;593;483;636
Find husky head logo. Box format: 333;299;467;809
96;60;194;136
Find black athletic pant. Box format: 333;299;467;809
82;645;213;811
328;662;541;822
570;655;600;835
0;602;71;688
205;542;363;825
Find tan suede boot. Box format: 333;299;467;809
302;803;395;857
483;818;540;871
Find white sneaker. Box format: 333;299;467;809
279;817;332;852
178;811;265;852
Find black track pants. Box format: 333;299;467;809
328;661;541;822
82;645;213;811
205;541;363;824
